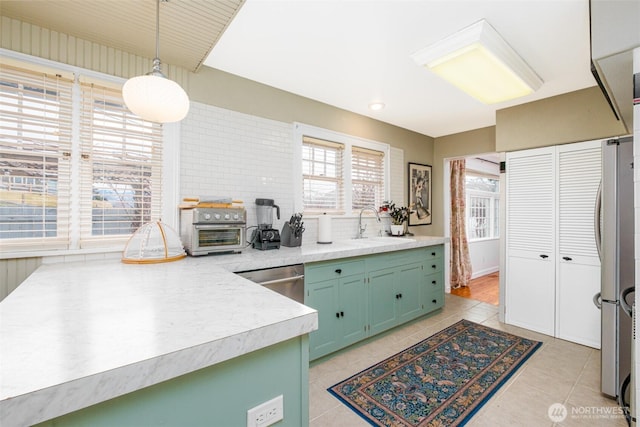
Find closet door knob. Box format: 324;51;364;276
562;256;573;261
539;254;549;259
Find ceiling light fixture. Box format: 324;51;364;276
368;102;386;111
411;20;542;104
122;0;190;123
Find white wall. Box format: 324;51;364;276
468;239;500;279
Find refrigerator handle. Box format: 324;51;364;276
593;291;602;309
594;180;602;261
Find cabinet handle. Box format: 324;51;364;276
335;268;342;274
431;252;436;256
399;293;402;298
336;312;340;318
432;280;436;284
341;311;344;317
562;256;573;261
539;254;549;259
395;294;399;299
432;299;437;304
431;265;437;269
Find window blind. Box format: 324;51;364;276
351;146;384;212
0;63;73;249
302;136;344;213
79;82;163;247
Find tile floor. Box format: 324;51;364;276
309;294;629;427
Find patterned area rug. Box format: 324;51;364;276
328;319;541;426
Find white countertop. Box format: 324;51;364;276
0;236;445;426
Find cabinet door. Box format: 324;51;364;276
505;147;556;336
305;278;340;358
556;142;601;347
338;274;367;347
368;267;397;335
396;262;423;322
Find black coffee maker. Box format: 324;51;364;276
252;198;281;250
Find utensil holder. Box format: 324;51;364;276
281;221;303;247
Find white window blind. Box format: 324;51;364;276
79;81;163;247
0;63;73;250
302;136;344;213
351;146;384;212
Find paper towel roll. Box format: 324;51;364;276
317;213;332;244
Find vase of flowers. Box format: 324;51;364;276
387;203;408;236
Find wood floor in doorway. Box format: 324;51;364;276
450;272;499;306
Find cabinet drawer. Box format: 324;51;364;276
305;259;365;283
425;259;443;274
425;272;443;291
425;245;443;260
368;248;426;270
425;289;444;311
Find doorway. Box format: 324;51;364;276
445;154;501;306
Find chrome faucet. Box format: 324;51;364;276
356;207;381;239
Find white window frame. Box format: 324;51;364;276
293;122;390;216
0;49;180;258
465;172;500;242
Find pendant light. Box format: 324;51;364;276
122;0;190;123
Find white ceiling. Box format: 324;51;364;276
204;0;598;138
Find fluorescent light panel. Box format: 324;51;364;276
411;20;542;104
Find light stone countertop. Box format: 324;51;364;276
0;235;445;426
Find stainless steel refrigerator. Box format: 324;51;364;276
597;136;634;399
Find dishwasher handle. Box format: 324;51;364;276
257;274;305;286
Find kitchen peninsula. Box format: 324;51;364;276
0;236;445;426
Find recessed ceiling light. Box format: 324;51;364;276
368;102;385;111
411;19;542;104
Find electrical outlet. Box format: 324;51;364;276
247;395;284;427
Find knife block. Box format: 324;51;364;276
281;221;303;247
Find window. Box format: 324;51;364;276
351;146;385;211
302;136;344;212
0;59;163;253
79;81;162;245
465;173;499;240
299;125;388;215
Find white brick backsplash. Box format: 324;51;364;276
180;102;295;230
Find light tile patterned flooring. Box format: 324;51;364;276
309;294;628;427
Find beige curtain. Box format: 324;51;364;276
450;159;473;288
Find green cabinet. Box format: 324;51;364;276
305;260;366;359
306;245;444;361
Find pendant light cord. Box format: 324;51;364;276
155;0;160;60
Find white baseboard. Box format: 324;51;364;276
471;266;499;280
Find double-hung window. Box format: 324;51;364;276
299;124;388;215
302;136;344;213
465;173;500;241
0;58;163;253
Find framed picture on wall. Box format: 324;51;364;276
408;162;432;226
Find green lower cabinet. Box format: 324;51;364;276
305;264;366;360
397;262;425;322
37;337;309;427
369;261;426;335
368;267;398;335
306;245;445;361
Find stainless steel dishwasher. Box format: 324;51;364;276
236;264;305;303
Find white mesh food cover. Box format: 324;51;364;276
122;221;186;264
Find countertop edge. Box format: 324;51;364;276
0;311;318;427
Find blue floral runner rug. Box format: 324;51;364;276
328;319;542;426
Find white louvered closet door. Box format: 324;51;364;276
556;140;602;348
505;146;556;336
